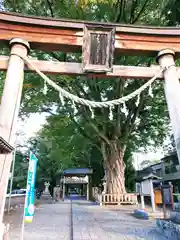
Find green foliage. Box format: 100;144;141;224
3;0;175;192
86;145;104;187
162;0;180;26
124;148;136;192
0;73;5;101
28;113;98;188
12;151;28;189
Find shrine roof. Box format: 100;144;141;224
0;136;14;154
63;168;93;176
136;172;162;182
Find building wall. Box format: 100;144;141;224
162;152;180;181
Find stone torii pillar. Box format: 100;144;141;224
157;49;180;163
0;38;29;235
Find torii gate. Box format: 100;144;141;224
0;11;180;235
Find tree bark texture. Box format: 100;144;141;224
102;141;126;194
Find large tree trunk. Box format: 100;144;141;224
103;141;126;194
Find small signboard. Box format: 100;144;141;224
141;179;151;196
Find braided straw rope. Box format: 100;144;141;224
16;54;163;108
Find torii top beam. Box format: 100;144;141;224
0;11;180;56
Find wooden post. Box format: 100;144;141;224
140;195;145;209
161;184;167;219
56;185;60;201
53;187;56;201
140;182;145;209
0;38;29;229
89;175;92;201
149;179;156;212
99;194;103;206
157;49;180;163
82;184;84;196
62;176;65;201
86;175;89;201
169;182;174;210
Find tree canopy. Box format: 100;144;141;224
2;0;176;193
9;151;28;190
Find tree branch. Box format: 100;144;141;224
115;0;124;22
123;91;145;143
41;107;56;116
90;122;111;146
130;0;138;23
132;0;149;24
41;54;110;147
69;113;95;143
122;0;128;23
49;52;67;62
46;0;54;18
122;58;152;141
71;81;108;136
121;56;153;141
114;79;125;139
73;81;91;99
62;81;110;146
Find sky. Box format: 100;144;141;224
16;113;47;149
20;113;47;139
133;151;163;170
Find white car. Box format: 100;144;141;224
7;188;26;197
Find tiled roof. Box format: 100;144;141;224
63;168;93;176
0;136;14;154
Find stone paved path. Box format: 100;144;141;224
6;198;167;240
72;200;166;240
24;201;70;240
7;200;71;240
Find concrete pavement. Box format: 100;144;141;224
5;197;167;240
72;200;165;240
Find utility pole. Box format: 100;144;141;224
0;38;29;238
7;149;16;213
